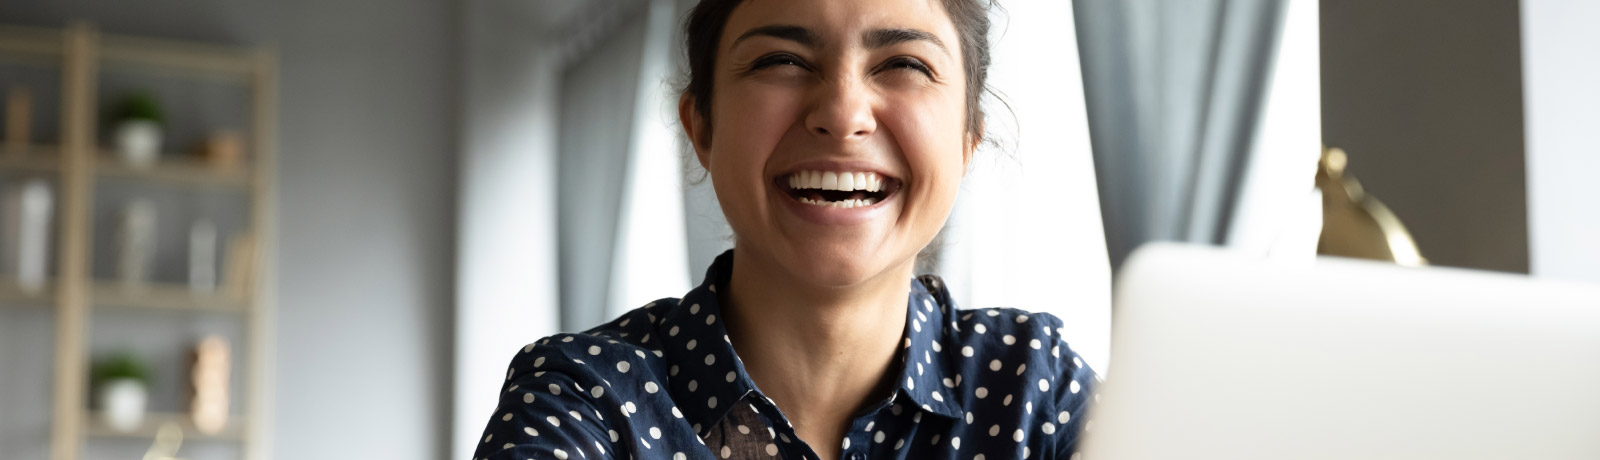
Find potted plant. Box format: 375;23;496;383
93;351;152;432
111;92;164;168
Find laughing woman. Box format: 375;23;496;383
474;0;1097;458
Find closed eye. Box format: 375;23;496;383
751;53;809;71
882;56;933;77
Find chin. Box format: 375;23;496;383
779;239;909;289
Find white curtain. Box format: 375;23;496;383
609;0;692;320
938;1;1114;373
1522;0;1600;284
1074;0;1291;270
453;1;688;455
1225;0;1323;261
452;1;565;456
554;0;690;332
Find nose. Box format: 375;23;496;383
804;79;877;141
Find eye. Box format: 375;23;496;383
751;53;808;71
882;56;933;76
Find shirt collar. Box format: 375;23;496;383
659;250;963;436
897;275;965;419
659;250;755;435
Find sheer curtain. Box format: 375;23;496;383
1523;0;1600;284
937;0;1317;373
608;0;692;320
554;0;690;332
1073;0;1291;270
453;1;567;455
1226;0;1323;260
937;0;1114;372
452;1;688;455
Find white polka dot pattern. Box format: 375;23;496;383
471;250;1099;460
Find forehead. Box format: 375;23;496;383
722;0;960;49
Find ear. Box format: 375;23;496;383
678;93;712;170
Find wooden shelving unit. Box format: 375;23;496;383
96;154;255;188
0;278;54;304
0;22;276;460
92;281;249;313
84;411;248;441
0;146;60;171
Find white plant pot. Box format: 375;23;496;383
100;378;148;433
114;120;162;168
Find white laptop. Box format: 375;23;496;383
1080;244;1600;460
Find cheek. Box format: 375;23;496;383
710;83;805;173
719;85;801;141
706;84;805;216
884;92;968;209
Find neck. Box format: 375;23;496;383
721;246;911;450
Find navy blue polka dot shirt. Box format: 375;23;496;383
473;250;1099;459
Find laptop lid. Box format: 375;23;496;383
1080;244;1600;460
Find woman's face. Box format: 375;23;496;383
684;0;974;288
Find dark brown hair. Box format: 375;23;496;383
681;0;997;139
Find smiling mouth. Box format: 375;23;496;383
779;170;903;209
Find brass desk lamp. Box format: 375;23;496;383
1316;147;1428;266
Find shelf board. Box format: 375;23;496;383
0;148;62;174
98;33;257;82
0;24;63;58
92;281;246;313
96;154;252;188
0;278;53;305
84;411;247;442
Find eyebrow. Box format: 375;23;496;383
730;25;949;55
731;25;819;49
864;28;948;54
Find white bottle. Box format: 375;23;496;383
117;200;156;287
2;180;53;293
189;219;217;293
16;180;50;292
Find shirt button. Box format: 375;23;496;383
848;453;865;460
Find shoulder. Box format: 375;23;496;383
918;275;1069;351
948;305;1096;380
944;306;1087;382
481;300;691;459
938;306;1098;453
478;299;708;458
918;275;1091;377
503;298;682;388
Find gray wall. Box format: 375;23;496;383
1321;0;1529;273
0;1;457;459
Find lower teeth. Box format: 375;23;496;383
797;197;875;208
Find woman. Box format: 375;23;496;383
474;0;1096;458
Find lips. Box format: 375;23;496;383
778;170;903;209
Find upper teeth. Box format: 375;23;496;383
788;170;884;192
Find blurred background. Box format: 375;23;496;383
0;0;1593;459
